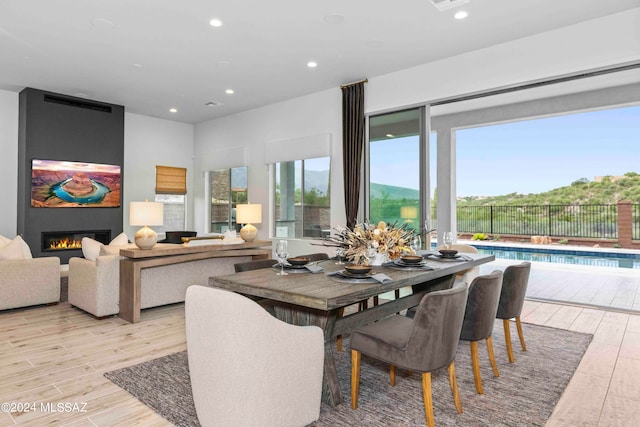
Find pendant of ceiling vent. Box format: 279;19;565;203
204;101;223;107
430;0;469;11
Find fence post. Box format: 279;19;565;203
618;200;632;248
490;206;494;235
547;205;551;237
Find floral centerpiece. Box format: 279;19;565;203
325;221;416;265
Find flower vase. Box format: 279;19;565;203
370;253;388;266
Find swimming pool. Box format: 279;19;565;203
472;244;640;269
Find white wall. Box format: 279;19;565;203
0;90;19;237
193;89;343;256
192;9;640;256
123;113;194;239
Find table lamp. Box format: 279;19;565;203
236;203;262;242
130;201;164;249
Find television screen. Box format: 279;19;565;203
31;159;121;207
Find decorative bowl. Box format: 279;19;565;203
287;257;311;266
438;249;459;258
400;255;423;264
344;264;373;276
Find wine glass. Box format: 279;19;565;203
275;240;288;276
410;234;422;254
335;247;345;265
366;245;377;265
443;232;454;249
424;217;432;251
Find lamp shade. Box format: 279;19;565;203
236;203;262;224
130;201;164;226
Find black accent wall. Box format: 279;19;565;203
17;88;125;263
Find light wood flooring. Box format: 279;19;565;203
1;294;640;425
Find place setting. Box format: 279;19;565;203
383;254;436;271
272;241;325;274
326;264;392;284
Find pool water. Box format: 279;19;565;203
473;245;640;269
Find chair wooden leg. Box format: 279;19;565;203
503;319;515;363
516;316;527;351
486;336;500;378
390;364;396;386
373;296;379;306
337;307;345;351
351;350;361;410
394;289;400;299
470;340;483;394
421;372;435;427
448;361;463;414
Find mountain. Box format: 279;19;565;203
370;182;419;200
457;172;640;206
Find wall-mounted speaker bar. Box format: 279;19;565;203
44;94;112;113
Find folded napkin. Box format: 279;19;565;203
372;273;392;283
305;264;324;273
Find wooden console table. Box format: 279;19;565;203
119;240;272;323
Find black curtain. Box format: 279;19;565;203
341;82;365;230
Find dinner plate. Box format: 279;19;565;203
339;270;376;278
428;254;462;260
394;259;427;267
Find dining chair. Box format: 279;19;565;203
459;270;504;394
436;243;480;285
298;252;330;261
234;258;277;273
496;262;532;363
350;283;469;427
186;285;324;427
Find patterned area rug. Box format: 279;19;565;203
105;322;591;426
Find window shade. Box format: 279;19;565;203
156;165;187;194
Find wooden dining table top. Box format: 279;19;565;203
208;253;495;312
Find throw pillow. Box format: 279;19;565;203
110;232;129;246
19;236;33;259
0;234;11;248
100;243;136;256
0;236;26;260
81;237;102;261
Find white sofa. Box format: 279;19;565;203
0;257;61;311
69;251;252;317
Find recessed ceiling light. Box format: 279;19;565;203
91;18;115;29
169;108;178;113
307;61;318;68
386;134;395;138
454;10;468;19
225;89;234;95
323;14;344;25
209;18;223;27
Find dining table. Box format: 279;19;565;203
208;252;495;407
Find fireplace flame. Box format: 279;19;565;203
50;238;83;250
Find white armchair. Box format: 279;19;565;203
186;285;324;427
0;257;60;311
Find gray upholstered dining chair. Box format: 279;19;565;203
460;270;504;395
234;258;277;273
186;285;324;427
298;252;330;261
350;284;469;427
496;262;532;363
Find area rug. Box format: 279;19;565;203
105;322;592;426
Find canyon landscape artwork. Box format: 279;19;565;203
31;159;121;207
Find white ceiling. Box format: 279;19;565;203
0;0;638;124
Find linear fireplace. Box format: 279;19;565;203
42;230;111;253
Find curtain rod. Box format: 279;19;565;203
340;78;368;89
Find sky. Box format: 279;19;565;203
369;105;640;197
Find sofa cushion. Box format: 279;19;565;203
83;233;130;260
82;237;102;261
0;236;27;260
0;234;32;258
100;243;136;256
110;232;129;246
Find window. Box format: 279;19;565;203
155;165;187;233
209;166;248;233
274;157;330;238
367;108;426;233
